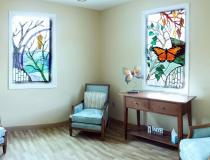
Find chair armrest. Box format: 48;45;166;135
102;102;109;123
71;102;84;115
103;102;109;114
4;131;7;144
188;123;210;138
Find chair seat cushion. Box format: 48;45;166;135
71;109;103;125
193;127;210;138
180;137;210;160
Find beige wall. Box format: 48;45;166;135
100;0;210;133
1;0;210;131
0;0;100;127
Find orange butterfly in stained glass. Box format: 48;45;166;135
152;47;181;63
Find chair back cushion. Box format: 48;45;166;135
192;127;210;138
0;127;6;137
85;84;109;102
84;91;106;109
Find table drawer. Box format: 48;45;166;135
126;97;149;111
150;100;180;116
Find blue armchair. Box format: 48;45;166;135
0;127;7;154
179;123;210;160
69;84;110;140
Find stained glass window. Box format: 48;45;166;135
12;15;52;83
145;8;187;89
9;12;56;89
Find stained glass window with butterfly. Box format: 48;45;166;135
144;6;188;92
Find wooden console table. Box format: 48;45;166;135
120;91;196;147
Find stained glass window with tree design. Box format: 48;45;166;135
144;6;188;92
9;12;56;89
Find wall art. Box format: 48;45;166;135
9;12;56;89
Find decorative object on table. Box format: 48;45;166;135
142;4;189;93
9;11;57;89
147;125;163;135
171;128;178;144
147;125;152;134
123;66;142;84
151;126;164;135
123;66;143;93
127;90;141;94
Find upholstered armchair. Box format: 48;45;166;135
0;127;7;154
179;123;210;160
69;84;110;140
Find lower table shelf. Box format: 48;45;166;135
127;125;179;148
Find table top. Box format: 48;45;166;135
119;91;196;104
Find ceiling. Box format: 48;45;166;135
44;0;135;11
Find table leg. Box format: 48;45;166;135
137;110;140;127
187;102;192;127
124;107;128;140
177;114;183;141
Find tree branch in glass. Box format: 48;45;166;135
12;18;50;82
25;32;49;82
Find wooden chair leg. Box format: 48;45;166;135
69;118;72;136
69;128;72;136
3;132;7;154
101;119;105;141
3;144;7;154
106;118;111;128
101;131;105;141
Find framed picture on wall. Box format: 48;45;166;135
142;4;189;95
9;11;56;89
